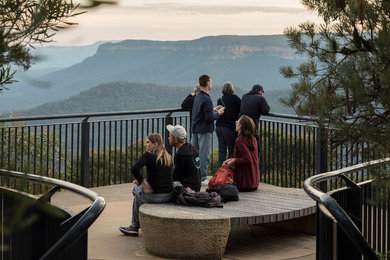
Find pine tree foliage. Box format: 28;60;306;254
280;0;390;200
281;0;390;154
0;0;84;91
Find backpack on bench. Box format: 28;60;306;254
173;184;223;208
207;183;239;202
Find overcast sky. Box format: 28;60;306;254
50;0;322;46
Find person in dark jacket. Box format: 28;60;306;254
119;133;173;236
167;124;201;191
240;84;270;155
181;84;200;113
181;84;200;132
216;82;241;167
192;74;224;184
223;115;259;191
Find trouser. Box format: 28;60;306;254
131;185;172;228
216;126;237;167
192;132;212;181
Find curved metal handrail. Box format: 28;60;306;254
0;169;106;260
304;157;390;260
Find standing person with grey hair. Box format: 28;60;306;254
216;82;241;167
167;124;201;191
192;74;224;185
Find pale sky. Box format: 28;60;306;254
51;0;322;46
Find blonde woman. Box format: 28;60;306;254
119;133;173;236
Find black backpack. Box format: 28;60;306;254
173;185;223;208
206;183;239;202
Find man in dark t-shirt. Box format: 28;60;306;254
167;124;201;191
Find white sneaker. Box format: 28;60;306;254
201;179;209;185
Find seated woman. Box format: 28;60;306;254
223;115;259;192
119;133;173;236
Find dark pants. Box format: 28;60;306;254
216;126;237;167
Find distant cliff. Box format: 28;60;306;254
2;35;303;113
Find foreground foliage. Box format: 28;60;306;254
0;0;83;91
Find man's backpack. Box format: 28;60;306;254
206;183;239;202
173;185;223;208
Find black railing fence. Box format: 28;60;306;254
304;158;390;259
0;109;373;189
1;108;389;258
0;168;105;260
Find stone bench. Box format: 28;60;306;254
139;183;316;260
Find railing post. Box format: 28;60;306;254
316;124;329;260
81;118;90;187
337;175;362;260
316;125;328;191
165;113;173;155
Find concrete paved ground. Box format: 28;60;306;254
52;183;316;260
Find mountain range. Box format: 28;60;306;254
22;81;294;117
1;35;303;114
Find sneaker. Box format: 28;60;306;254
119;226;139;236
201;179;209;185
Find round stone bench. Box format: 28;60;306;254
139;204;231;260
139;184;316;259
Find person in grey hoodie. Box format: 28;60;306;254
167;124;201;191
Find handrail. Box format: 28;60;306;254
0;108;184;123
0;169;106;260
0;108;309;123
266;112;312;121
304;157;390;260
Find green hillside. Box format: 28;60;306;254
22;81;294;116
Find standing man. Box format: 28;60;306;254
240;84;270;155
167;124;201;191
192;74;224;185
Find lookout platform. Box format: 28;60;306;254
52;182;317;260
139;183;316;259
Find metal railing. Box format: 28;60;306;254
304;157;390;260
1;108;388;258
0;109;372;189
1;168;106;260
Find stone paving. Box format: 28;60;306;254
52;183;316;260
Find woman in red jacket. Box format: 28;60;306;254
223;115;259;191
